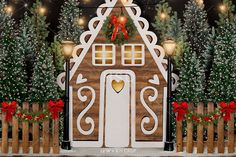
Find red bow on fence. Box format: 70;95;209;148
48;100;64;120
172;102;188;121
1;101;17;122
110;15;129;41
220;101;236;121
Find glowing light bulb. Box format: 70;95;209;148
24;3;28;8
119;16;127;24
160;12;167;20
5;5;13;15
38;6;46;15
219;4;227;13
196;0;204;6
76;17;86;26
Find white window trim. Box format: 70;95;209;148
92;44;116;66
121;44;145;66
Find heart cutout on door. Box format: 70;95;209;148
112;80;125;93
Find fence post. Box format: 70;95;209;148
217;115;224;153
32;103;40;153
176;120;183;152
186;102;193;153
52;119;60;154
43;103;50;153
12;116;19;153
228;112;234;153
1;113;8;153
22;102;29;153
197;102;204;153
207;102;214;153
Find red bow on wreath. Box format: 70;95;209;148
172;102;188;121
110;15;129;41
220;101;236;121
48;100;64;120
1;101;17;122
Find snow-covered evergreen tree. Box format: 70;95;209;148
30;44;59;104
207;20;236;102
183;0;210;68
58;0;83;44
175;44;205;104
17;13;36;85
30;0;49;54
0;5;27;103
202;28;216;74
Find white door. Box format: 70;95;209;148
105;74;130;147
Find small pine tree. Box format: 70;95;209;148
207;20;236;103
152;0;185;68
30;44;59;104
217;0;235;26
183;0;210;68
58;0;83;44
30;0;49;54
0;8;27;103
175;44;205;104
152;0;172;41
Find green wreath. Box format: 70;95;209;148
102;15;136;45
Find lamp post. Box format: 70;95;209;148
163;39;176;151
61;40;75;150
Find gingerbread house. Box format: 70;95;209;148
57;0;178;148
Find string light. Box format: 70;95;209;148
76;16;86;26
160;12;167;20
196;0;204;6
24;3;28;8
4;5;13;15
83;0;91;3
219;4;227;13
38;6;46;15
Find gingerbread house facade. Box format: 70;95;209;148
57;0;178;148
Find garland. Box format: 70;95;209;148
173;101;236;125
1;100;64;123
102;15;136;45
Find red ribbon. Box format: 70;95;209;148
172;102;188;121
1;101;17;122
48;100;64;120
110;15;129;41
220;101;236;121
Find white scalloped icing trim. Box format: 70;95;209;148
57;0;178;90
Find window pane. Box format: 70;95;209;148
95;52;103;58
95;46;102;51
95;59;103;64
125;46;132;51
106;46;113;51
135;60;142;64
134;53;142;58
125;60;132;64
135;46;142;51
124;53;132;58
106;53;113;58
105;59;113;64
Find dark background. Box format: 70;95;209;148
6;0;236;41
